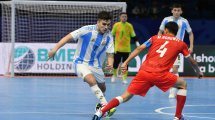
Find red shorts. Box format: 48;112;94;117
127;70;177;96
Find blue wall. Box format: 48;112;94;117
129;18;215;45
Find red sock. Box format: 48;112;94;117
175;95;186;118
101;98;120;114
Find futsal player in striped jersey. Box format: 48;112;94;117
92;22;203;120
48;11;116;117
158;3;195;98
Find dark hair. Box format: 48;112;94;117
120;12;127;16
171;3;182;10
98;11;112;20
165;22;178;36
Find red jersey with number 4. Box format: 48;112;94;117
140;34;190;73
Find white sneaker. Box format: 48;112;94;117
122;80;128;84
173;117;179;120
173;116;187;120
111;76;116;83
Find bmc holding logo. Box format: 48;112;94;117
14;46;35;71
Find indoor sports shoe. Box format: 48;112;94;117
107;107;117;117
92;115;101;120
95;103;117;118
111;76;116;83
122;80;128;84
173;116;188;120
95;103;103;112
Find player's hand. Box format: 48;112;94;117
121;63;128;74
189;47;193;53
197;72;204;79
47;50;56;61
135;41;140;47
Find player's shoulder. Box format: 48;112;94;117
177;39;188;47
80;24;97;31
113;22;121;26
163;16;172;20
151;34;160;39
148;35;158;42
179;17;189;22
125;22;133;26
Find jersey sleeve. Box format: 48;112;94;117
159;18;167;31
184;19;192;33
106;35;114;53
130;24;136;38
143;36;153;48
70;26;87;41
181;42;190;57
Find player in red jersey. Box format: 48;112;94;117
92;22;203;120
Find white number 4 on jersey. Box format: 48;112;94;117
156;41;169;57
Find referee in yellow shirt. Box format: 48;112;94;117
111;12;140;84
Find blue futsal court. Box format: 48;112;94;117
0;77;214;120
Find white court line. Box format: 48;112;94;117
0;112;158;115
155;104;215;119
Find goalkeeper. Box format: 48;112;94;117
48;11;116;117
111;12;140;84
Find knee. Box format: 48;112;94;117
98;84;106;92
101;87;106;93
180;80;187;89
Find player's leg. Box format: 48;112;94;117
84;74;108;104
92;69;152;120
169;56;180;98
111;52;121;83
90;66;117;117
93;90;134;119
75;64;108;104
121;52;129;84
173;77;187;120
154;72;187;120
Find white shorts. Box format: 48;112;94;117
74;63;105;83
173;55;181;66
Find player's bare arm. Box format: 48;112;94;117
47;34;73;60
106;53;114;70
158;30;163;35
186;56;203;78
188;31;194;53
121;44;146;73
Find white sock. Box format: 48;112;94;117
91;85;107;104
177;89;187;96
116;96;123;103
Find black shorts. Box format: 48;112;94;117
113;52;129;69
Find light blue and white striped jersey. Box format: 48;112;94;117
159;16;192;40
70;24;114;68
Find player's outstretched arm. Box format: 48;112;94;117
186;56;203;78
121;44;146;72
188;31;194;53
47;33;73;61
